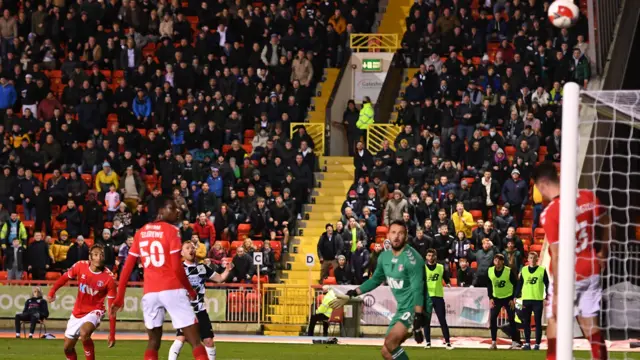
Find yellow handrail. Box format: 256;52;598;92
350;34;399;52
366;123;402;153
289;122;325;155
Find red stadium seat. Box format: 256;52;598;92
516;227;533;244
251;275;268;284
322;277;337;285
0;271;7;280
470;210;483;221
227;292;245;312
534;228;546;242
46;272;61;280
269;240;281;254
216;241;230;252
252;240;264;250
376;226;388;236
245;291;261;312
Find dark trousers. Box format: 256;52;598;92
522;300;544;345
307;313;329;336
510;205;523;227
31;268;47;280
490;297;520;342
15;313;40;335
424;297;451;343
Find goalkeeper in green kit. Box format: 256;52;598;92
345;220;429;360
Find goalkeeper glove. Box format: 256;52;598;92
345;289;358;298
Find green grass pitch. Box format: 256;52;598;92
2;339;640;359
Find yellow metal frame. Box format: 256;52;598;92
290;122;325;155
350;34;399;52
366;123;402;153
261;284;323;325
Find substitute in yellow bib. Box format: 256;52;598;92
487;253;520;350
516;252;549;350
308;286;338;337
423;249;453;350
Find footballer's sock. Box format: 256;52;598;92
192;344;209;360
589;331;608;360
546;338;556;360
82;338;95;360
64;348;78;360
390;346;409;360
144;349;159;360
168;340;184;360
205;345;216;360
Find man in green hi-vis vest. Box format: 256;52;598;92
516;251;549;350
487;253;521;350
423;249;453;350
344;220;426;360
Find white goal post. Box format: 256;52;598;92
558;82;580;360
557;84;640;358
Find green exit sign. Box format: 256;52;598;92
362;59;382;72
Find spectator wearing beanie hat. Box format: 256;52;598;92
383;189;408;226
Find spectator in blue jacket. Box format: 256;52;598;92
501;169;529;226
0;77;17;112
132;90;152;128
169;123;184;154
205;168;224;198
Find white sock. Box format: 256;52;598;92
16;333;20;337
205;346;216;360
168;340;183;360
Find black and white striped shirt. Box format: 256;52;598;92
183;262;215;313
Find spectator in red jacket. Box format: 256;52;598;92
193;212;215;250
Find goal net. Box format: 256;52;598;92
557;85;640;358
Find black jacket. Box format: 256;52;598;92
27;241;51;269
317;232;344;261
22;296;49;318
67;242;90;265
5;245;26;271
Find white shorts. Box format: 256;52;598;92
546;274;602;319
65;311;103;339
141;289;197;330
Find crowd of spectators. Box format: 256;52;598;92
318;0;587;286
0;0;380;284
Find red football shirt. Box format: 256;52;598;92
540;189;607;279
128;221;184;294
65;261;116;318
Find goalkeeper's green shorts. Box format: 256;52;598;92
387;307;414;335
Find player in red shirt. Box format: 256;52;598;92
47;245;117;360
533;162;610;360
111;196;209;360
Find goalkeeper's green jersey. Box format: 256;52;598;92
359;245;426;311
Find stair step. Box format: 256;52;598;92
323;164;355;174
308;212;344;221
284;270;322;280
304;204;342;213
299;219;341;229
265;315;309;324
264;331;300;336
310;196;346;205
320;156;353;164
311;189;351;197
263;324;307;332
316;180;354;188
315;172;353;181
